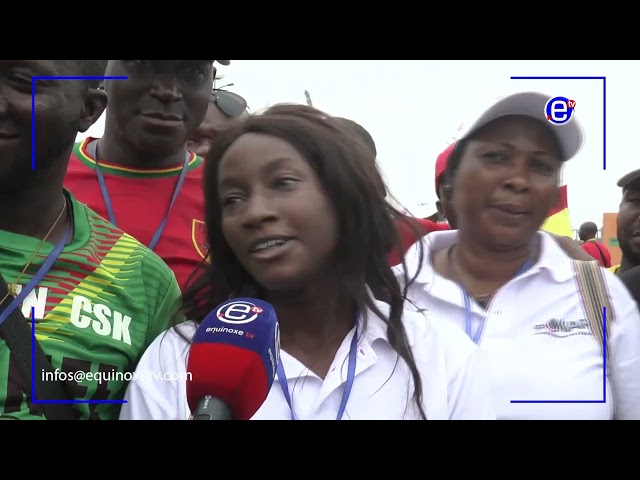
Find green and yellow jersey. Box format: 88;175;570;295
0;190;181;420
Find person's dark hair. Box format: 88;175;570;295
332;117;425;236
75;60;108;89
580;222;598;238
178;103;427;418
336;117;389;198
248;105;421;255
335;117;377;157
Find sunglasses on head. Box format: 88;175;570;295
212;88;248;118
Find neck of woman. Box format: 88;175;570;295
265;283;355;354
450;232;537;298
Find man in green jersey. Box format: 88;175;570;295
0;60;182;420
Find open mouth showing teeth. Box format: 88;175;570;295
252;239;289;252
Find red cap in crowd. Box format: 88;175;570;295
435;143;455;196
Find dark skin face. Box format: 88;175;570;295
0;60;106;187
217;132;344;378
432;115;563;296
188;100;248;158
434;179;592;261
0;60;106;240
451;115;561;250
218;133;338;294
101;60;213;166
431;135;591;262
617;180;640;273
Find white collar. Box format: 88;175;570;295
357;290;418;347
394;230;576;287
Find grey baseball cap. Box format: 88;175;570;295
457;91;585;162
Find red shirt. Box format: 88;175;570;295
64;138;207;292
580;240;612;268
388;216;450;266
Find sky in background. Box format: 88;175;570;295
78;60;636;229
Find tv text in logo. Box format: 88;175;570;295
545;96;576;125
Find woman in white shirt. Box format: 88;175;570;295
396;91;640;420
119;104;494;420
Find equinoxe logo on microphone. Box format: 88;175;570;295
205;325;244;336
216;301;264;324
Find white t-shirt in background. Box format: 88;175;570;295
394;230;640;420
119;297;495;420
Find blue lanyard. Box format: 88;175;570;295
463;257;534;344
94;142;190;252
276;319;358;420
0;198;72;328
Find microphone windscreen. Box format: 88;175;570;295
186;298;280;420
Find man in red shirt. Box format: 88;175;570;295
578;221;612;268
65;60;229;292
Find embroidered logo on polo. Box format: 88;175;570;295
533;318;591;338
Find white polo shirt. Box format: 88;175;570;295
394;230;640;420
119;297;495;420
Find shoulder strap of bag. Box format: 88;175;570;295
0;275;78;420
571;259;615;362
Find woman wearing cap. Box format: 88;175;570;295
433;142;595;262
395;91;640;420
